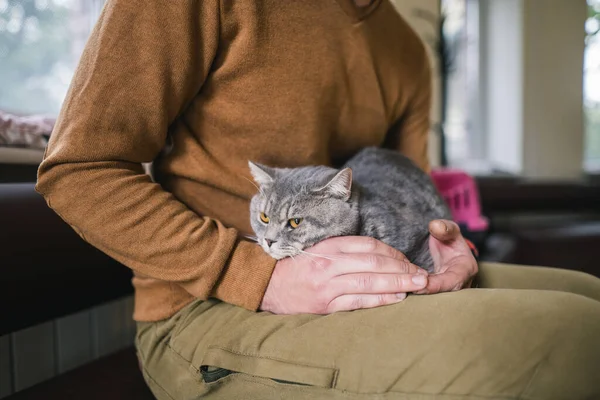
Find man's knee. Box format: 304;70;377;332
321;290;600;398
411;289;600;399
560;269;600;302
513;291;600;399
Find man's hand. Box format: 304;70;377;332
260;236;429;315
415;219;478;295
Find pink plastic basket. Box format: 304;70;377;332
430;168;489;232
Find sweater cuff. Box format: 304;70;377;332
212;239;277;310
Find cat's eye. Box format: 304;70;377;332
288;218;303;229
259;212;270;224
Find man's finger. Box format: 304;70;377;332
326;293;407;313
428;219;460;243
311;236;408;261
321;253;425;276
414;270;464;294
330;271;428;296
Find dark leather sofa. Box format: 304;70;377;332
1;183;153;399
476;177;600;278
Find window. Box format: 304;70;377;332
0;0;104;116
585;0;600;172
441;0;469;164
440;0;484;171
443;0;596;177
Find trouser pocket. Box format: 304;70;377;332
199;366;236;383
199;346;338;388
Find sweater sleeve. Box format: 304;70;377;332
384;48;433;173
35;0;277;310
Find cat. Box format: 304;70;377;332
248;146;453;272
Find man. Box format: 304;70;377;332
36;0;600;399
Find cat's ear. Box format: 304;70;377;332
248;161;275;187
319;168;353;201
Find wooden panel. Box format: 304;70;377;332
0;335;12;398
11;322;55;392
55;311;93;374
0;147;43;165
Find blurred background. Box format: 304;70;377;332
2;0;599;174
1;1;599;399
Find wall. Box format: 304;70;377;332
482;0;587;179
390;0;443;167
522;0;586;179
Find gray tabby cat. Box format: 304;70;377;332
249;147;452;272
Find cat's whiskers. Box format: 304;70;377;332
298;252;323;267
279;246;299;257
243;234;259;242
242;175;266;197
288;253;299;265
279;246;311;265
297;249;345;262
278;246;346;263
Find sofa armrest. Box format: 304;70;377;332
0;183;133;335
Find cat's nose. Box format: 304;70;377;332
265;239;277;248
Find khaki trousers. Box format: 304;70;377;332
136;263;600;400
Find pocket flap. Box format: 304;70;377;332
201;346;338;388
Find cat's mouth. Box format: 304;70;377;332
260;240;302;260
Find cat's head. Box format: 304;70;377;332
248;161;360;260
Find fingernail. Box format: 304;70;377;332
416;268;429;275
396;293;407;300
412;275;427;286
439;220;449;233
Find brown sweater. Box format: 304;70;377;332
36;0;432;322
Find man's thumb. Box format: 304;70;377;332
428;219;460;242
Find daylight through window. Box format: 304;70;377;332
0;0;103;116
